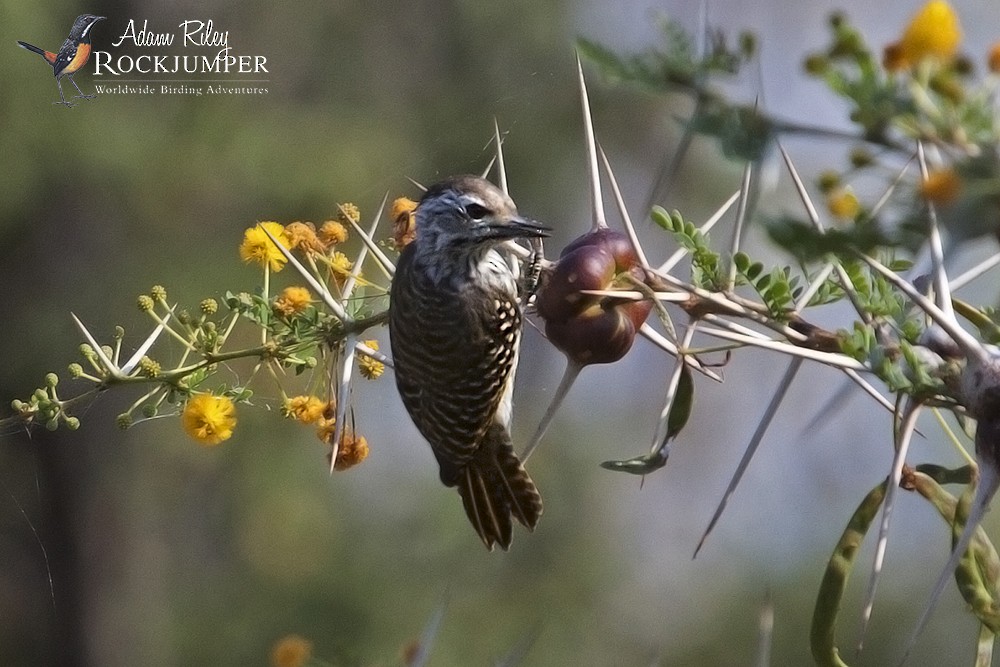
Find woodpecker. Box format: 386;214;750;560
17;14;105;107
389;175;549;550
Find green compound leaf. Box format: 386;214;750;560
766;215;891;264
651;206;723;289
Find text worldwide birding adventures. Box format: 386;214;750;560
17;14;105;107
389;175;548;550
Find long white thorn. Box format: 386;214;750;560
916;141;955;321
340;193;389;303
121;307;173;375
726;160;754;289
260;224;350;323
639;324;723;382
694;357;801;557
649;323;698;457
599;144;649;268
800;368;904;435
951;253;1000;291
795;263;835;311
71;313;122;378
660;191;740;274
778;143;824;232
697;326;868;371
861;254;985;363
493;118;509;195
856;398;921;653
329;334;357;474
577;52;607;231
347;217;396;278
900;451;1000;664
522;361;583;462
355;339;393;368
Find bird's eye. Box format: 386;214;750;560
464;203;490;220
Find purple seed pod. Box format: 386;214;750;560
536;228;653;366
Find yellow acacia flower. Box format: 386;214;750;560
358;340;385;380
919;168;962;204
391;197;418;249
334;431;369;471
319;220;348;246
315;417;336;444
284;221;324;254
270;634;312;667
240;222;290;272
273;286;312;317
826;187;861;220
284;395;328;424
329;251;355;287
182;394;236;446
137;294;154;312
894;0;961;68
139;356;161;378
338;202;361;225
314;420;369;470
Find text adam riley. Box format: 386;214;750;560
91;19;268;75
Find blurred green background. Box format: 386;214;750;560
2;0;999;665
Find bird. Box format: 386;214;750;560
389;175;549;550
17;14;105;107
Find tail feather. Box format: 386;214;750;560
496;442;542;530
17;41;56;63
459;466;512;550
456;424;542;551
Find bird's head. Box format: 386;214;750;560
414;175;549;256
70;15;105;42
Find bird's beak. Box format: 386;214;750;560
488;217;550;241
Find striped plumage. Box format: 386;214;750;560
389;175;548;550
